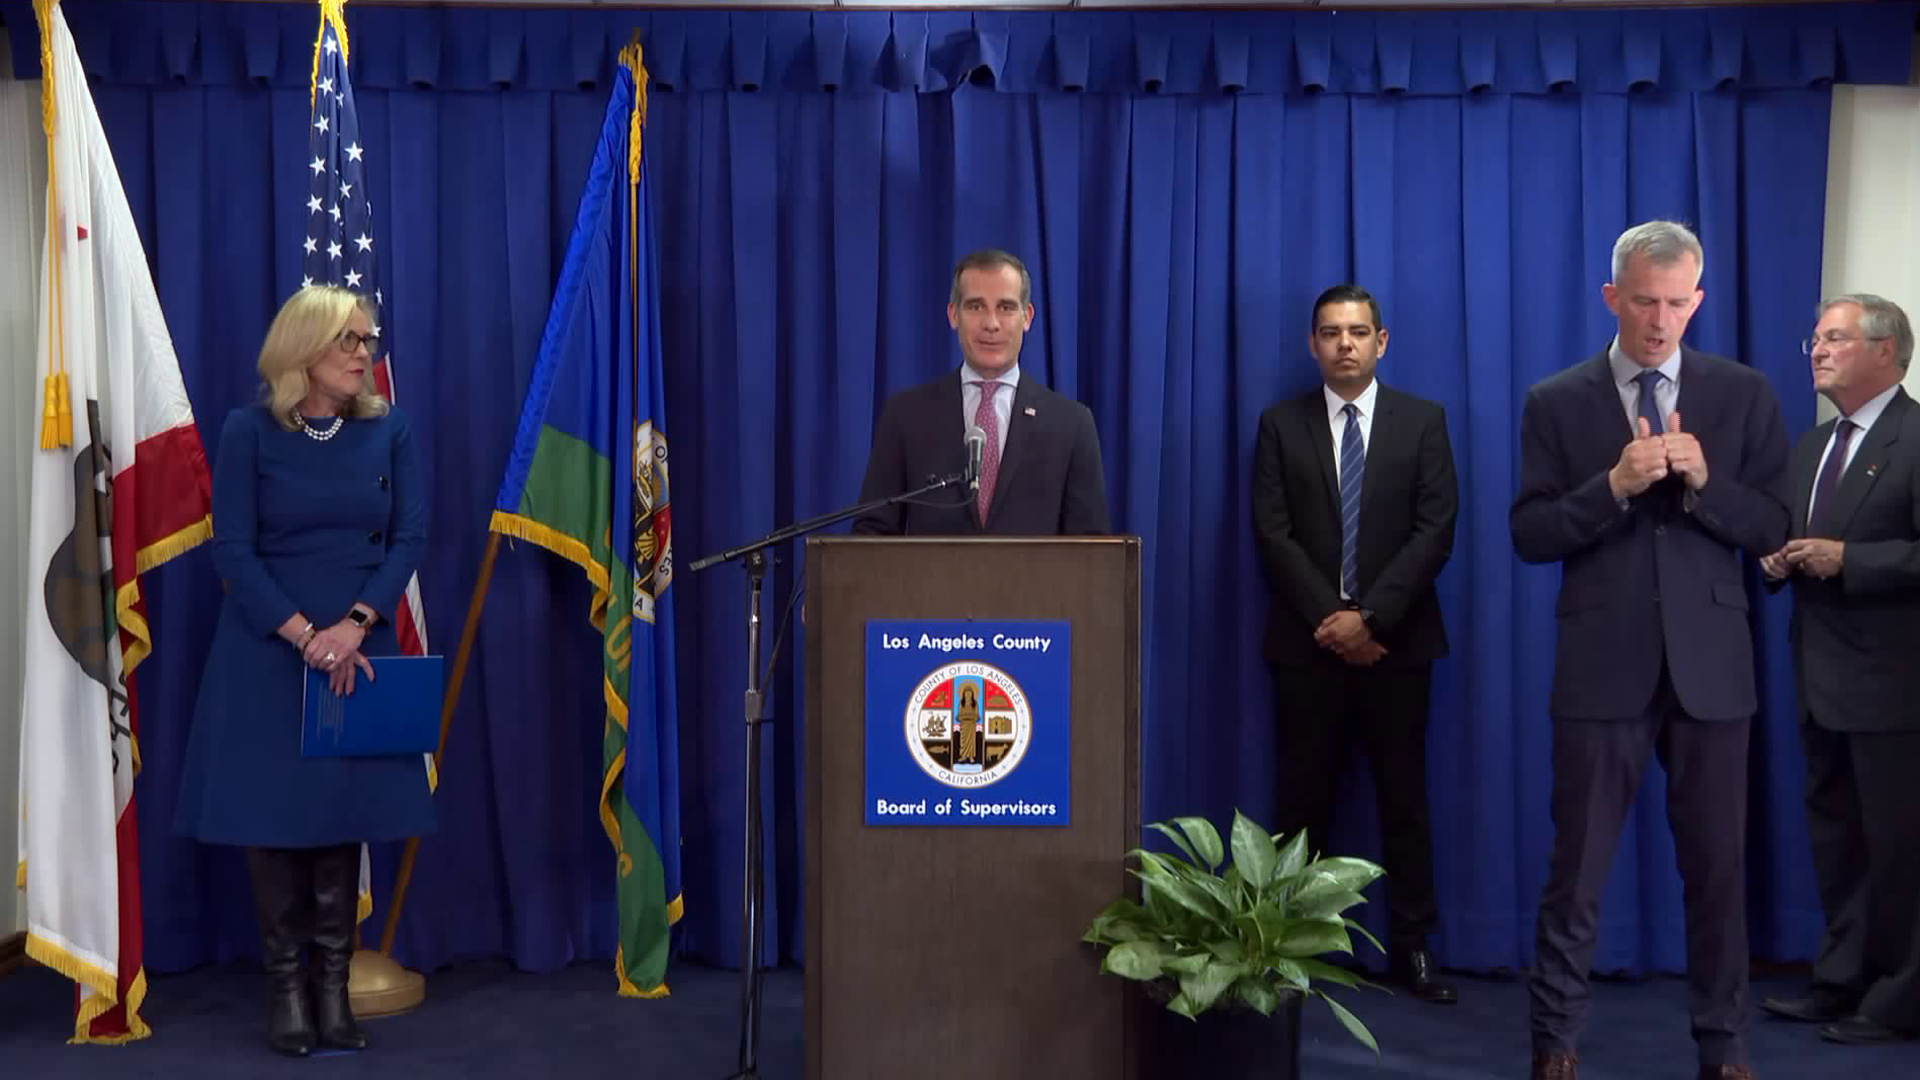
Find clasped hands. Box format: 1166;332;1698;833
303;620;376;695
1761;538;1844;582
1315;609;1386;667
1609;412;1708;499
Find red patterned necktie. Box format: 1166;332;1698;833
974;381;1002;523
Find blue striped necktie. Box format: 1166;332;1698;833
1340;403;1365;599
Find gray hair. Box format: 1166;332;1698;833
950;249;1032;308
1819;293;1915;370
1611;220;1704;283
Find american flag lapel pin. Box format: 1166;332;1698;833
1024;406;1037;417
1867;463;1881;478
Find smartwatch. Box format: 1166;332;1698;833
347;607;374;629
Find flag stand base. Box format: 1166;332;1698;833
349;949;425;1017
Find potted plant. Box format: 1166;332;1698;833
1083;810;1387;1079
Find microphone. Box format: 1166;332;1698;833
964;425;987;493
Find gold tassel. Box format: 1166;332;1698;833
40;374;61;449
55;371;73;446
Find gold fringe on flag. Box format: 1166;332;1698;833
35;0;71;450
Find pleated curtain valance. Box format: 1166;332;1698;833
2;1;1913;96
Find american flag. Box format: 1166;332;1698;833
304;7;430;666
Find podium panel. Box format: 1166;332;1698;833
805;537;1143;1080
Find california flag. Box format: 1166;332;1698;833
18;0;214;1043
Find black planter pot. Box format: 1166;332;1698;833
1144;988;1304;1080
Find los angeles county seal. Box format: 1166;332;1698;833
905;661;1033;788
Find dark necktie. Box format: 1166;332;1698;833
1808;419;1857;538
1635;369;1665;435
1339;403;1364;599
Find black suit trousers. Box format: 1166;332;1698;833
1801;718;1920;1031
1271;658;1437;956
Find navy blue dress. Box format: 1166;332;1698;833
174;404;436;848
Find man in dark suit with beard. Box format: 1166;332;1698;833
1510;220;1791;1080
1760;293;1920;1048
853;249;1109;537
1252;283;1460;1005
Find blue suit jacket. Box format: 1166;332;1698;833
1510;348;1790;721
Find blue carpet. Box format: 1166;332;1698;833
2;961;1915;1078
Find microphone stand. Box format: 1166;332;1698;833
688;469;970;1080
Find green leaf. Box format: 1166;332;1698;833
1231;811;1279;890
1272;827;1310;882
1293;887;1368;920
1342;918;1387;958
1177;958;1240;1014
1162;952;1212;977
1101;940;1169;981
1206;937;1247;964
1146;822;1205;868
1271;918;1353;957
1168;816;1224;870
1140;870;1228;928
1266;958;1309;992
1318;993;1379;1056
1083;898;1150;944
1295;957;1371;990
1233;980;1282;1016
1168;991;1203;1019
1302;855;1385;892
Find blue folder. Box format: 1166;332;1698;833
301;655;444;757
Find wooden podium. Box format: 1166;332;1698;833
803;536;1143;1080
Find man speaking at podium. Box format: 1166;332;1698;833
853;249;1110;536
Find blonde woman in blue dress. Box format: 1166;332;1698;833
175;285;434;1056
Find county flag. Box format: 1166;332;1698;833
490;44;683;996
18;0;214;1044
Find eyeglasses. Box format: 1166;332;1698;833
1802;332;1889;356
336;329;381;354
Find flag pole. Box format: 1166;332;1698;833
375;531;503;959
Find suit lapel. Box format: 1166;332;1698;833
1304;393;1339;523
1821;388;1911;537
1790;420;1833;538
1358;385;1401;536
1582;353;1630;441
984;374;1038;529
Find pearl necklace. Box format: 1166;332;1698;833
296;414;344;442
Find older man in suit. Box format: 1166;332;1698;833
1759;294;1920;1048
1252;284;1460;1004
1510;220;1791;1080
853;249;1109;536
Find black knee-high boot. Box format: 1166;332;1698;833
310;843;368;1050
247;847;316;1056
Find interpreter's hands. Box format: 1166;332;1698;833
1314;609;1371;654
1782;538;1845;580
328;649;376;697
1759;547;1792;581
304;622;367;674
1661;411;1709;492
1610;417;1670;498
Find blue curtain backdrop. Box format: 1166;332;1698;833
5;1;1913;978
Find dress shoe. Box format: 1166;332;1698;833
1820;1015;1917;1045
1530;1049;1577;1080
1759;987;1857;1024
1696;1066;1757;1079
1388;950;1458;1004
